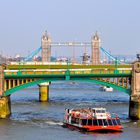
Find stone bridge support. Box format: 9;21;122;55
0;66;11;118
38;82;50;102
0;96;11;118
129;60;140;119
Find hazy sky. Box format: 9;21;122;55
0;0;140;58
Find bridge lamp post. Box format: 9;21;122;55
65;58;70;80
137;54;140;61
66;58;69;70
114;57;118;74
115;57;118;68
18;61;21;72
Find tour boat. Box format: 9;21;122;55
63;107;123;132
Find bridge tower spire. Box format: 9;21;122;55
91;32;101;65
41;31;52;62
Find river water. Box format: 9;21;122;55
0;82;140;140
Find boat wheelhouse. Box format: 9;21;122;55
63;107;123;132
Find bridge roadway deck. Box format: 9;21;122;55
4;68;132;79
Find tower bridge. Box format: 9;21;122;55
24;31;118;65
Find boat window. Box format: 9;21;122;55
87;119;92;126
71;117;79;124
102;110;105;113
76;118;79;124
108;119;113;126
112;119;117;125
98;119;103;126
82;119;87;125
93;120;98;126
116;119;121;125
96;110;101;113
96;110;105;113
103;119;108;126
71;117;76;124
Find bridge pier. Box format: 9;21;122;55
38;82;50;102
0;96;11;118
129;60;140;119
0;66;11;118
129;96;140;119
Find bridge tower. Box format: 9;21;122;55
91;32;101;65
129;54;140;119
0;66;11;118
41;31;52;62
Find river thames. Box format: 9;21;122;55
0;82;140;140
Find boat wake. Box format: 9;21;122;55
45;120;63;126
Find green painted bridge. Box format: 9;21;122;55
3;64;132;96
2;62;140;120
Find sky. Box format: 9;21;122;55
0;0;140;58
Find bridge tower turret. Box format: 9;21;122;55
129;54;140;119
41;31;52;62
91;32;101;65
